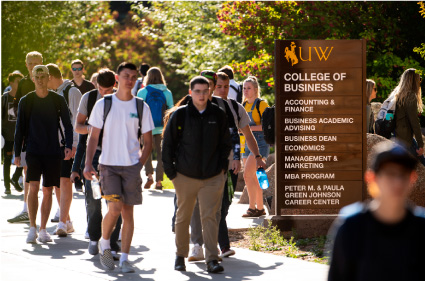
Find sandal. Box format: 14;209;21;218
255;209;266;217
144;178;154;189
155;184;163;190
242;208;257;218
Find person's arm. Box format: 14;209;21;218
83;127;100;180
70;88;82;148
140;130;153;166
59;96;73;160
72;134;87;173
162;110;179;180
218;110;232;172
75;112;90;134
13;97;26;162
406;101;424;153
241;124;266;168
166;89;174;109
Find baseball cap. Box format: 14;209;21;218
32;65;49;77
200;70;217;84
371;141;418;173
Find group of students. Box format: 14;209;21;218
1;50;273;274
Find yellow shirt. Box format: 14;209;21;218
244;99;269;125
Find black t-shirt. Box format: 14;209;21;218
1;92;18;141
72;79;95;95
328;203;425;281
14;75;35;107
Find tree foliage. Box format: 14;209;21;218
1;1;115;87
414;2;425;60
218;1;425;101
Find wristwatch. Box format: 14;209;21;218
255;154;262;159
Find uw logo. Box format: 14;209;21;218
284;42;334;66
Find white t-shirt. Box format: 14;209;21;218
228;79;240;101
89;94;154;166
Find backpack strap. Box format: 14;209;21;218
255;98;263;120
229;99;241;123
63;84;74;107
52;93;66;146
135;97;144;148
86;89;98;119
99;95;112;148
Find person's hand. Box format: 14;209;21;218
14;156;21;167
64;148;72;160
256;157;266;169
70;171;80;183
417;147;424;156
71;147;77;158
83;165;97;180
231;160;241;174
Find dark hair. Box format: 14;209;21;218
71;59;84;68
190;76;210;90
116;62;138;75
218;65;234;80
139;63;150;76
8;72;24;83
216;72;229;82
97;68;116;88
46;63;62;79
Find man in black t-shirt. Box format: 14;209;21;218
328;142;425;281
14;65;73;244
71;59;95;95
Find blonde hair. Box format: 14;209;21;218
143;67;167;86
26;51;43;63
393;68;423;113
366;79;376;104
243;76;261;101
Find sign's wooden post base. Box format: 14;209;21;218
265;215;338;239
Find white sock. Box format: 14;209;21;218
22;202;28;213
99;238;110;254
55;208;60;217
120;253;129;266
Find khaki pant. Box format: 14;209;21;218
144;134;164;182
174;172;226;262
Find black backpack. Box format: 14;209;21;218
230;84;243;104
262;105;275;145
374;112;396;139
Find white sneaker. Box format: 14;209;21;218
54;221;67;237
26;227;38;243
188;244;204;261
38;229;52;243
66;221;75;233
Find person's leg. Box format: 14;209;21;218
172;194;178;232
59;177;73;223
85;178;102;241
110;214;122;252
154;135;164;184
23;167;29;210
198;173;226;263
40;186;53;230
174;173;202;258
218;179;231;251
244;155;263;210
28;181;40;228
120;204;134;255
11;166;23;183
3;147;12;192
190;199;204;246
102;201;123;241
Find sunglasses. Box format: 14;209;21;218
72;67;83;71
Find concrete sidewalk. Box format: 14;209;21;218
0;168;329;281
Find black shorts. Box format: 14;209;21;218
26;153;61;187
60;158;74;178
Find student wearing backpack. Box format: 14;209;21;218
162;76;231;273
218;65;243;103
137;67;173;190
132;63;150;96
84;62;154;273
366;79;377;134
2;72;24;194
14;65;74;243
393;69;424;165
45;63;82;236
71;68;122;259
242;76;270;218
8;51;43;224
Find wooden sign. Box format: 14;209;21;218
275;40;366;211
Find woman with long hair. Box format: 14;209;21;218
393;68;424;164
137;67;174;189
241;76;269;217
366;79;377;133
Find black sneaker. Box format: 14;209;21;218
206;260;224;273
10;179;23;192
4;188;11;195
174;256;186;271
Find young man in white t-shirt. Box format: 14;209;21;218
84;62;154;273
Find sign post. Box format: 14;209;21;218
272;40;366;237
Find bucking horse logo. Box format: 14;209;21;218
285;42;299;66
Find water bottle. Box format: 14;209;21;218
256;168;269;190
91;175;102;200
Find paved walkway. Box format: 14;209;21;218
0;166;329;281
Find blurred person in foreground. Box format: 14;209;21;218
328;141;425;281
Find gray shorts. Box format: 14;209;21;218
99;162;143;205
